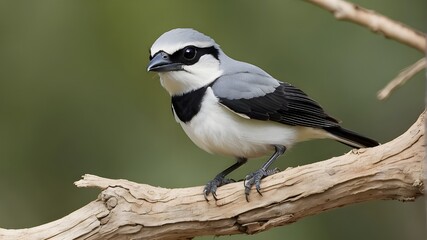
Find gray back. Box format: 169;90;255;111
212;53;280;100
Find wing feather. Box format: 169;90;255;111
211;73;339;128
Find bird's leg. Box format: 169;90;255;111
244;145;286;201
204;157;247;200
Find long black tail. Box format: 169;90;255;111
324;126;380;149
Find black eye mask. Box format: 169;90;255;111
169;45;219;66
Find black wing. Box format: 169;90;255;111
217;82;340;128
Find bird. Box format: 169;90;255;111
147;28;379;201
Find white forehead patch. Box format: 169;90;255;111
150;28;217;55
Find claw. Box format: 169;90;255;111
244;168;279;201
203;176;235;201
203;182;217;201
255;183;263;196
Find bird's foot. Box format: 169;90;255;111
203;175;235;200
244;168;279;201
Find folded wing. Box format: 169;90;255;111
211;72;339;128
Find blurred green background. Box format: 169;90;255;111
0;1;425;239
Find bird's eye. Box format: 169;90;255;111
183;47;197;60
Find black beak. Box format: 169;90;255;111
147;52;183;72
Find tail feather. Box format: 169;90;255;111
324;127;380;149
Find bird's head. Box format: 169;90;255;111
147;28;223;96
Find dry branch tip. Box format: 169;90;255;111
377;58;427;100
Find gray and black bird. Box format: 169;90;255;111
147;28;379;200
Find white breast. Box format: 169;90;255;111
176;88;327;159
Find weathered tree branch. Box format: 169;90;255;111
0;112;424;240
305;0;426;52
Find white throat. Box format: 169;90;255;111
158;55;223;96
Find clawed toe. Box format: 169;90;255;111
244;168;279;201
203;176;235;200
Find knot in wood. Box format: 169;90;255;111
99;192;118;210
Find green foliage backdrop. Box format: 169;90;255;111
0;1;425;239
